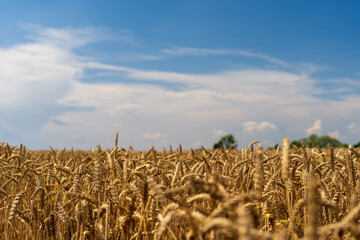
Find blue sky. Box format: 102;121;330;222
1;1;360;149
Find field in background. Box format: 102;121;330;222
0;139;360;240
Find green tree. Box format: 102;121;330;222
291;134;347;148
354;141;360;148
291;140;302;148
213;134;237;149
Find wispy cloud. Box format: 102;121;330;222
22;24;141;51
23;24;111;49
85;65;316;103
306;119;322;135
115;54;163;61
162;47;289;66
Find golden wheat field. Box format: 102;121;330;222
1;138;360;240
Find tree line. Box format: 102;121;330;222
213;134;360;149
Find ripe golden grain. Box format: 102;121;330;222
0;140;359;239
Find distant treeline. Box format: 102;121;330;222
213;134;360;150
278;134;360;149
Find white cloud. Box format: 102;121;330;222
0;25;117;107
162;47;289;66
328;131;340;139
243;121;278;132
347;123;360;135
306;119;322;135
0;43;80;106
213;129;226;136
104;68;316;105
114;103;141;114
144;132;165;139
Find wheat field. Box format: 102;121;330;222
0;137;360;240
